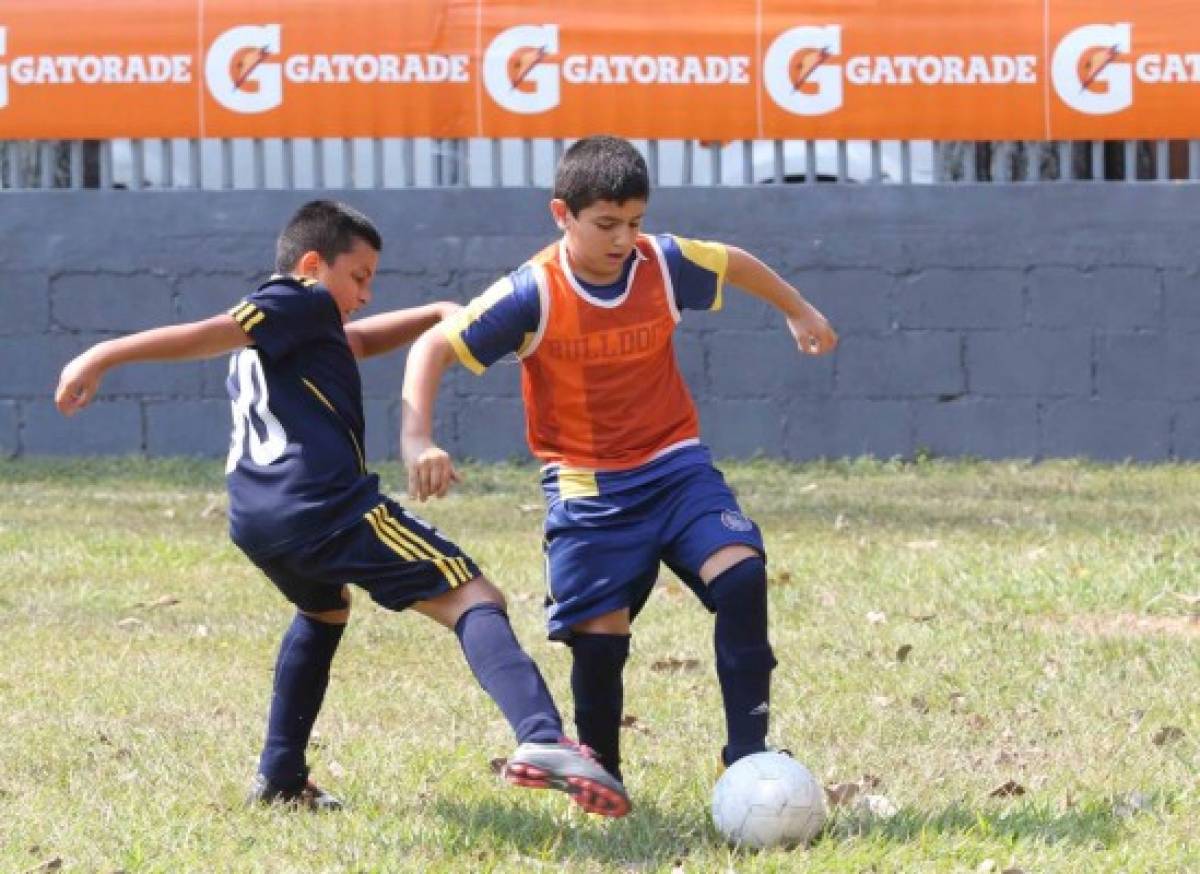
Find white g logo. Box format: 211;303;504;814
763;25;842;116
0;27;9;110
483;24;560;114
205;24;282;114
1052;23;1133;115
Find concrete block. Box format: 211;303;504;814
1041;399;1170;461
4;333;91;397
1095;333;1166;400
1174;404;1200;460
791;269;893;333
145;401;230;457
697;399;785;458
23;398;142;456
898;269;1024;329
451;398;530;462
708;330;834;398
1030;267;1161;330
455;358;523;398
1167;333;1200;401
967;329;1091;397
51;272;176;331
914;398;1039;459
363;397;396;462
835;332;964;398
359;352;406;400
673;330;707;395
177;273;256;320
784;399;912;460
708;289;777;330
0;271;51;334
0;401;17;458
1164;270;1200;330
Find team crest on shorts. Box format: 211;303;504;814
720;509;754;532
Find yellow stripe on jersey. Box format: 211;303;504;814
375;506;470;586
302;378;366;473
675;237;730;311
441;276;518;375
557;468;599;500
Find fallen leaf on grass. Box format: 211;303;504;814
620;714;652;734
133;595;180;610
949;692;968;712
651;657;699;673
517;504;541;514
866;610;887;625
989;780;1025;798
22;858;62;874
1152;725;1185;746
976;861;997;873
825;782;860;806
910;695;930;714
895;644;913;663
488;756;507;774
966;714;989;731
909;611;937;623
769;570;793;587
116;617;144;630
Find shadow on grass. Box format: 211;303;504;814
829;799;1126;848
434;794;706;866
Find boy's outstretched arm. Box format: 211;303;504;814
400;327;461;502
344;301;460;359
55;314;249;416
726;246;838;356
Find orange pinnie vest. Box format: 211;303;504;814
519;236;699;470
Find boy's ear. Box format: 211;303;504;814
549;199;570;230
295;250;323;278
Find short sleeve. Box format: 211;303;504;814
228;278;339;361
442;265;541;374
656;234;729;312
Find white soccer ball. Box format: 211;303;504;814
711;752;828;849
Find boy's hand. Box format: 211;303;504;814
55;351;105;416
403;438;462;501
786;307;838;356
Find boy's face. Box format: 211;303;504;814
551;197;647;285
296;238;379;322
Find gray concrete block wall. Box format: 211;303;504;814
2;185;1198;462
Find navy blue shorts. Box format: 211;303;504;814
246;498;481;613
543;461;765;640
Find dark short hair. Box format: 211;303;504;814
275;200;382;273
553;135;650;215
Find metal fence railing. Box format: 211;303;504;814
3;138;1199;190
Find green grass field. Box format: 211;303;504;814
1;457;1197;873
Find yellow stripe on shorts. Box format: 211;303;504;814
377;507;470;587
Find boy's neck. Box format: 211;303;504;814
563;243;625;286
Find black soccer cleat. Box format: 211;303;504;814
247;773;343;812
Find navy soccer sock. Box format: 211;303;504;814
455;602;563;744
569;632;631;781
709;557;777;766
259;612;346;790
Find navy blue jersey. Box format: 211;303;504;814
224;275;380;557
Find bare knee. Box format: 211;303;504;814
413;575;507;629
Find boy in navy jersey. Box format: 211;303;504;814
55;200;629;817
401;137;837;794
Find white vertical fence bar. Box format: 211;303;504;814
771;140;784;183
1156;140;1169;181
70;140;83;189
1090;141;1104;180
1191;141;1200;181
1057;142;1072;181
1123;140;1137;182
39;142;55;188
646;139;659;185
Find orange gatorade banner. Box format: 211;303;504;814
0;1;1197;140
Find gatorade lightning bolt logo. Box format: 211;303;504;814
508;44;549;93
1051;23;1132;115
790;46;831;93
1078;44;1122;92
232;45;273;92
